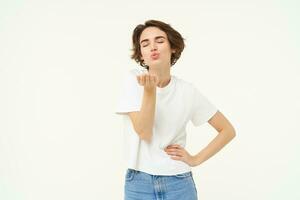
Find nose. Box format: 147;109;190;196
150;42;157;51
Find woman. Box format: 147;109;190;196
115;19;236;200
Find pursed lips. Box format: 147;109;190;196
151;53;160;59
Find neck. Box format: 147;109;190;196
148;65;171;88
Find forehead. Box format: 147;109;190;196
139;27;167;42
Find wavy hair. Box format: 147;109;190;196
130;19;185;70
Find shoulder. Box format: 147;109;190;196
174;77;211;99
174;76;197;92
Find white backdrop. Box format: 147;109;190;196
0;0;299;199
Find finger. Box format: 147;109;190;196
171;155;182;160
165;149;176;153
145;75;150;86
167;144;181;149
171;150;184;156
141;75;145;85
137;76;141;84
154;76;158;85
167;150;179;156
166;149;183;156
165;146;180;151
150;75;155;84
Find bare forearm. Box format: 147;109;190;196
193;128;236;166
136;89;156;140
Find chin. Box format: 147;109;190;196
150;60;162;66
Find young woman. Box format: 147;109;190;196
115;19;236;200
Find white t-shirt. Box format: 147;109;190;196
115;68;218;175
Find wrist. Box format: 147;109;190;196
192;155;202;167
144;87;156;94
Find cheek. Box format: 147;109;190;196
160;45;172;55
140;49;149;59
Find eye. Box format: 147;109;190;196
141;40;164;47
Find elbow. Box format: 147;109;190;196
135;127;153;143
220;126;236;139
229;127;236;139
140;132;152;143
138;129;152;143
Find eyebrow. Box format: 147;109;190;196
140;36;166;44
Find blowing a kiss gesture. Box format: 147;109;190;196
136;73;159;91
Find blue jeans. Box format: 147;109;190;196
124;168;198;200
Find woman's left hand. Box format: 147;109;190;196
164;144;198;167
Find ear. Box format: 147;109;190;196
171;49;176;54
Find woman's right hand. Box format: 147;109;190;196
136;74;158;91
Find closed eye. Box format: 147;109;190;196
142;41;164;47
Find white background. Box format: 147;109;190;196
1;0;299;199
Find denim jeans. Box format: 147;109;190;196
124;168;198;200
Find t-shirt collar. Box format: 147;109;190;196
156;75;175;94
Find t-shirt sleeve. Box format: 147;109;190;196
190;86;218;126
115;70;143;115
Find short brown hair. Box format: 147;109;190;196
130;19;185;70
